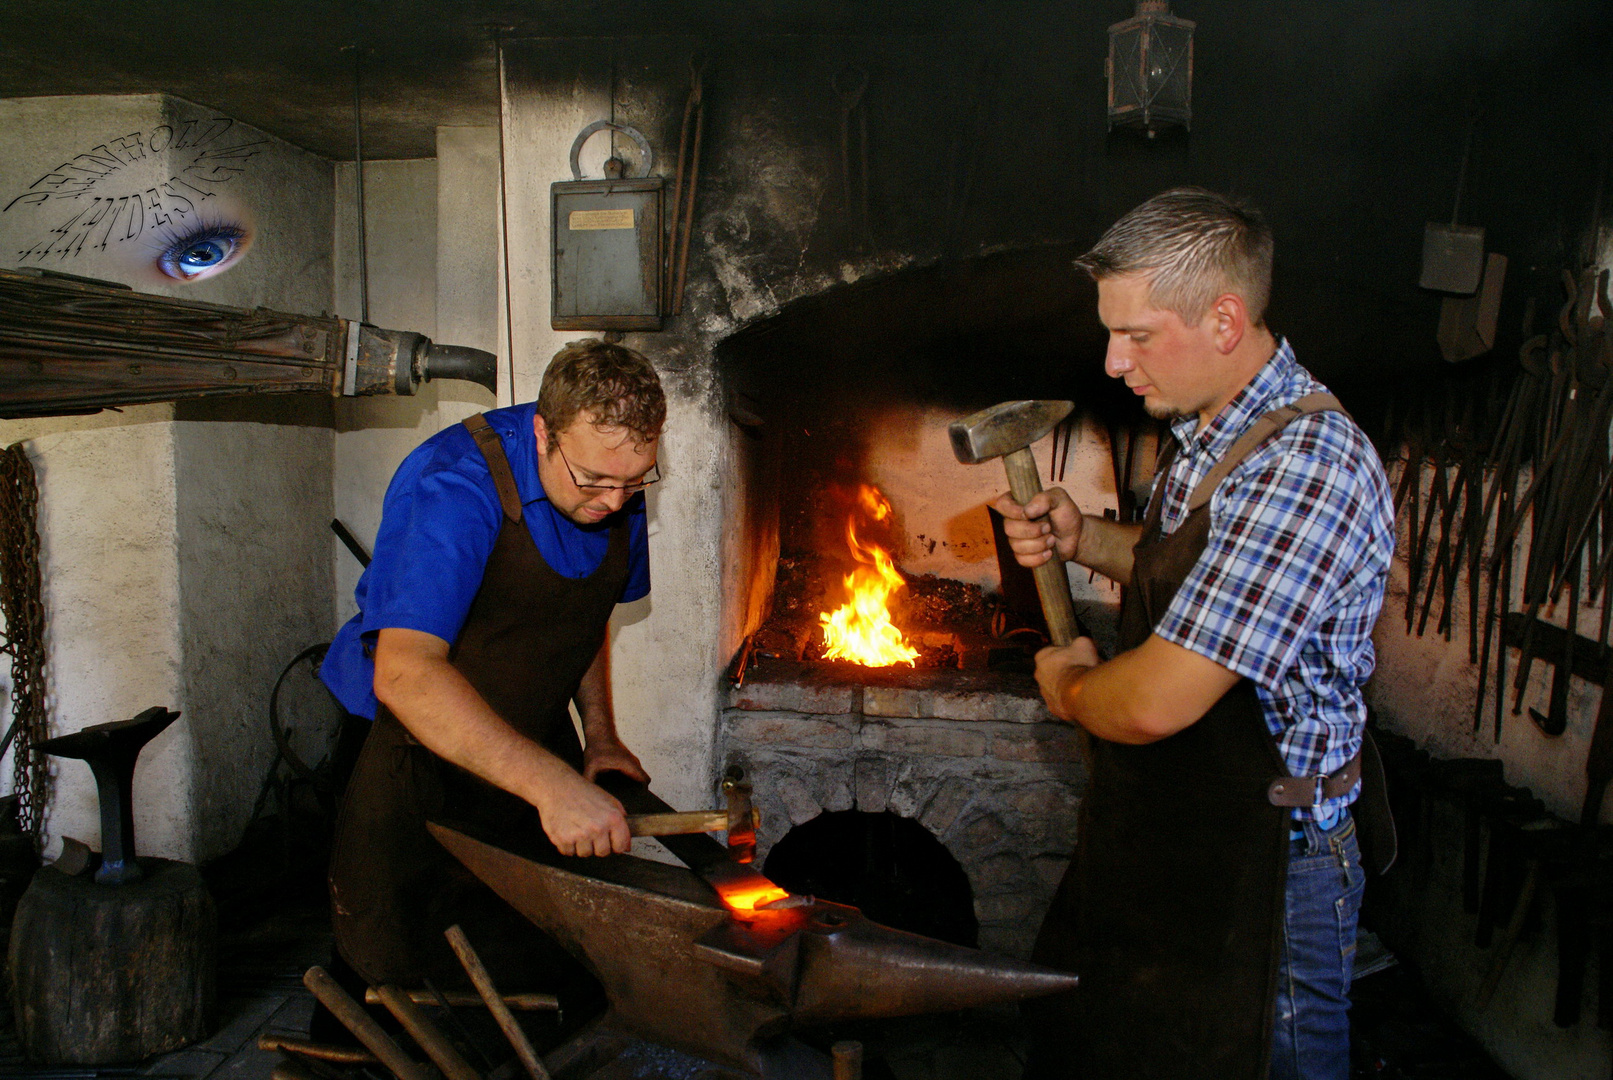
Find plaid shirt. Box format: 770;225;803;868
1150;340;1394;822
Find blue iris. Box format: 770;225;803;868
156;223;249;281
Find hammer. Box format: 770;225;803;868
950;400;1080;647
626;778;758;863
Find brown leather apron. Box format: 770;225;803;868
329;413;632;988
1025;394;1352;1079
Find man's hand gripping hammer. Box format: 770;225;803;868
950;400;1080;647
625;777;758;863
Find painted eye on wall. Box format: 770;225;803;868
153;221;251;281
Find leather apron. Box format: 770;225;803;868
329;413;632;988
1026;394;1346;1080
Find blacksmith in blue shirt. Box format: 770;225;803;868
996;189;1395;1080
319;338;664;993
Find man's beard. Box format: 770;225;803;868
1143;400;1185;421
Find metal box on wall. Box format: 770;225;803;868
551;122;664;332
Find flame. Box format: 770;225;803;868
818;486;919;667
858;484;892;521
716;879;793;912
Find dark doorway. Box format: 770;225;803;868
763;810;979;947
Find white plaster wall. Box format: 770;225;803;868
331;142;502;621
1371;462;1605;823
333;157;439;619
501;55;724;814
0;94;334;863
173;407;336;859
0;408;187;858
1370;459;1613;1078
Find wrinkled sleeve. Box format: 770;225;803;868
358;460;503;647
1154;450;1385;689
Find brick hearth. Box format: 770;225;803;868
719;657;1088;957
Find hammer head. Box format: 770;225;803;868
723;778;756;864
949;400;1074;465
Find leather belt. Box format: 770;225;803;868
1267;751;1362;808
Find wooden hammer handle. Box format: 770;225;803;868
302;966;432;1080
1002;445;1080;647
374;985;482;1080
364;987;559;1011
627;808;759;837
446;924;552;1080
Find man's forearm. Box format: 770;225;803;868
374;635;577;807
573;634;622;748
1039;634;1242;744
1074;516;1143;585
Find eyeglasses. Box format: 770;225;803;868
556;443;661;494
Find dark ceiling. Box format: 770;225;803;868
0;1;980;160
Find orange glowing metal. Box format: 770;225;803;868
715;879;792;912
818;486;918;667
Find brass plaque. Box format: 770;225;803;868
568;208;636;231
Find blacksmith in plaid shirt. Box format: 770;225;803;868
996;188;1394;1080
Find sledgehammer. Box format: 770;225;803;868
950;400;1080;646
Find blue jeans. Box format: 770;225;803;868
1270;813;1365;1080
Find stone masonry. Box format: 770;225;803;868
719;658;1087;958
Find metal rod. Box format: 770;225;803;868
331;518;373;568
353;44;370;325
672;70;705;316
495;29;517;407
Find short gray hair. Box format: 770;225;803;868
1075;187;1274;326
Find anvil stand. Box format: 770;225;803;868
8;706;217;1064
37;704;179;883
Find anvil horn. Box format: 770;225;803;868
428;822;1078;1075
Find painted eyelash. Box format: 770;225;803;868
149;218;250;281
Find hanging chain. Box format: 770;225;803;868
0;443;49;848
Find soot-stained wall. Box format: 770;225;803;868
503;0;1608;668
505;9;1608;1074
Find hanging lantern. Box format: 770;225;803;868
1106;0;1195;136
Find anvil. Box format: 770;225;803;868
428;814;1078;1077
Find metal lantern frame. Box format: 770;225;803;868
1107;0;1196;136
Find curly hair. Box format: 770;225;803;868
536;339;666;451
1075;187;1274;327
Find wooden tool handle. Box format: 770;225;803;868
446;924;553;1080
832;1040;864;1080
627;808;760;837
1002;445;1080;647
302;966;431;1080
364;987;559;1012
375;985;482;1080
258;1034;379;1064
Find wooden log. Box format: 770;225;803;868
7;859;216;1064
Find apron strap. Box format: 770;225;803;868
462;414;525;523
1186;393;1348;513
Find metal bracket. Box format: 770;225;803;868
569;121;653;180
341;319;361;396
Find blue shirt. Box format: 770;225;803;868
1150;340;1395;824
320;402;651;719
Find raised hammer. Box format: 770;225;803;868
950;400;1080;647
626;777;758;863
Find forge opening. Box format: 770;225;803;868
762;809;979;948
719;244;1153;679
